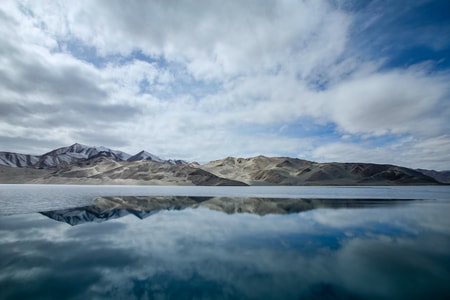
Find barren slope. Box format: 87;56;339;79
201;156;439;185
0;165;51;183
28;157;246;186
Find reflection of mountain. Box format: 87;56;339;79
41;196;209;226
41;196;417;225
41;207;132;226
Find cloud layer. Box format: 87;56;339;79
1;0;449;169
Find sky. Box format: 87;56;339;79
0;0;449;170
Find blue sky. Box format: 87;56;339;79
0;0;449;169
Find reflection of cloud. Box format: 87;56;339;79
0;213;68;243
335;235;450;300
1;203;450;299
310;202;450;235
0;216;139;299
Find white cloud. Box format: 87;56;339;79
0;0;449;169
311;135;450;170
27;0;351;80
322;70;449;137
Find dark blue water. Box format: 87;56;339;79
0;186;449;299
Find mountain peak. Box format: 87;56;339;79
70;142;86;147
67;143;91;152
127;150;163;162
137;150;150;155
34;144;132;168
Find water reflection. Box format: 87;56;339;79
41;196;417;225
1;198;450;299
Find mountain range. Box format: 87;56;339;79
0;143;185;168
0;143;447;185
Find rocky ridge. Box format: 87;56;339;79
0;143;177;168
201;156;440;185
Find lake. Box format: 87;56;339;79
1;185;450;299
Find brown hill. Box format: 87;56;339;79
201;156;439;185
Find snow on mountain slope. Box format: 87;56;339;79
35;143;132;168
0;152;40;167
127;150;164;163
0;143;185;168
167;159;189;165
127;151;188;164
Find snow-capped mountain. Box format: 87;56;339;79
167;159;189;165
0;143;186;168
35;143;132;168
0;152;40;167
127;150;164;163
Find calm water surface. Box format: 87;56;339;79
1;184;449;215
0;185;449;299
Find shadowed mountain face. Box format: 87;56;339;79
41;196;417;226
417;169;450;183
